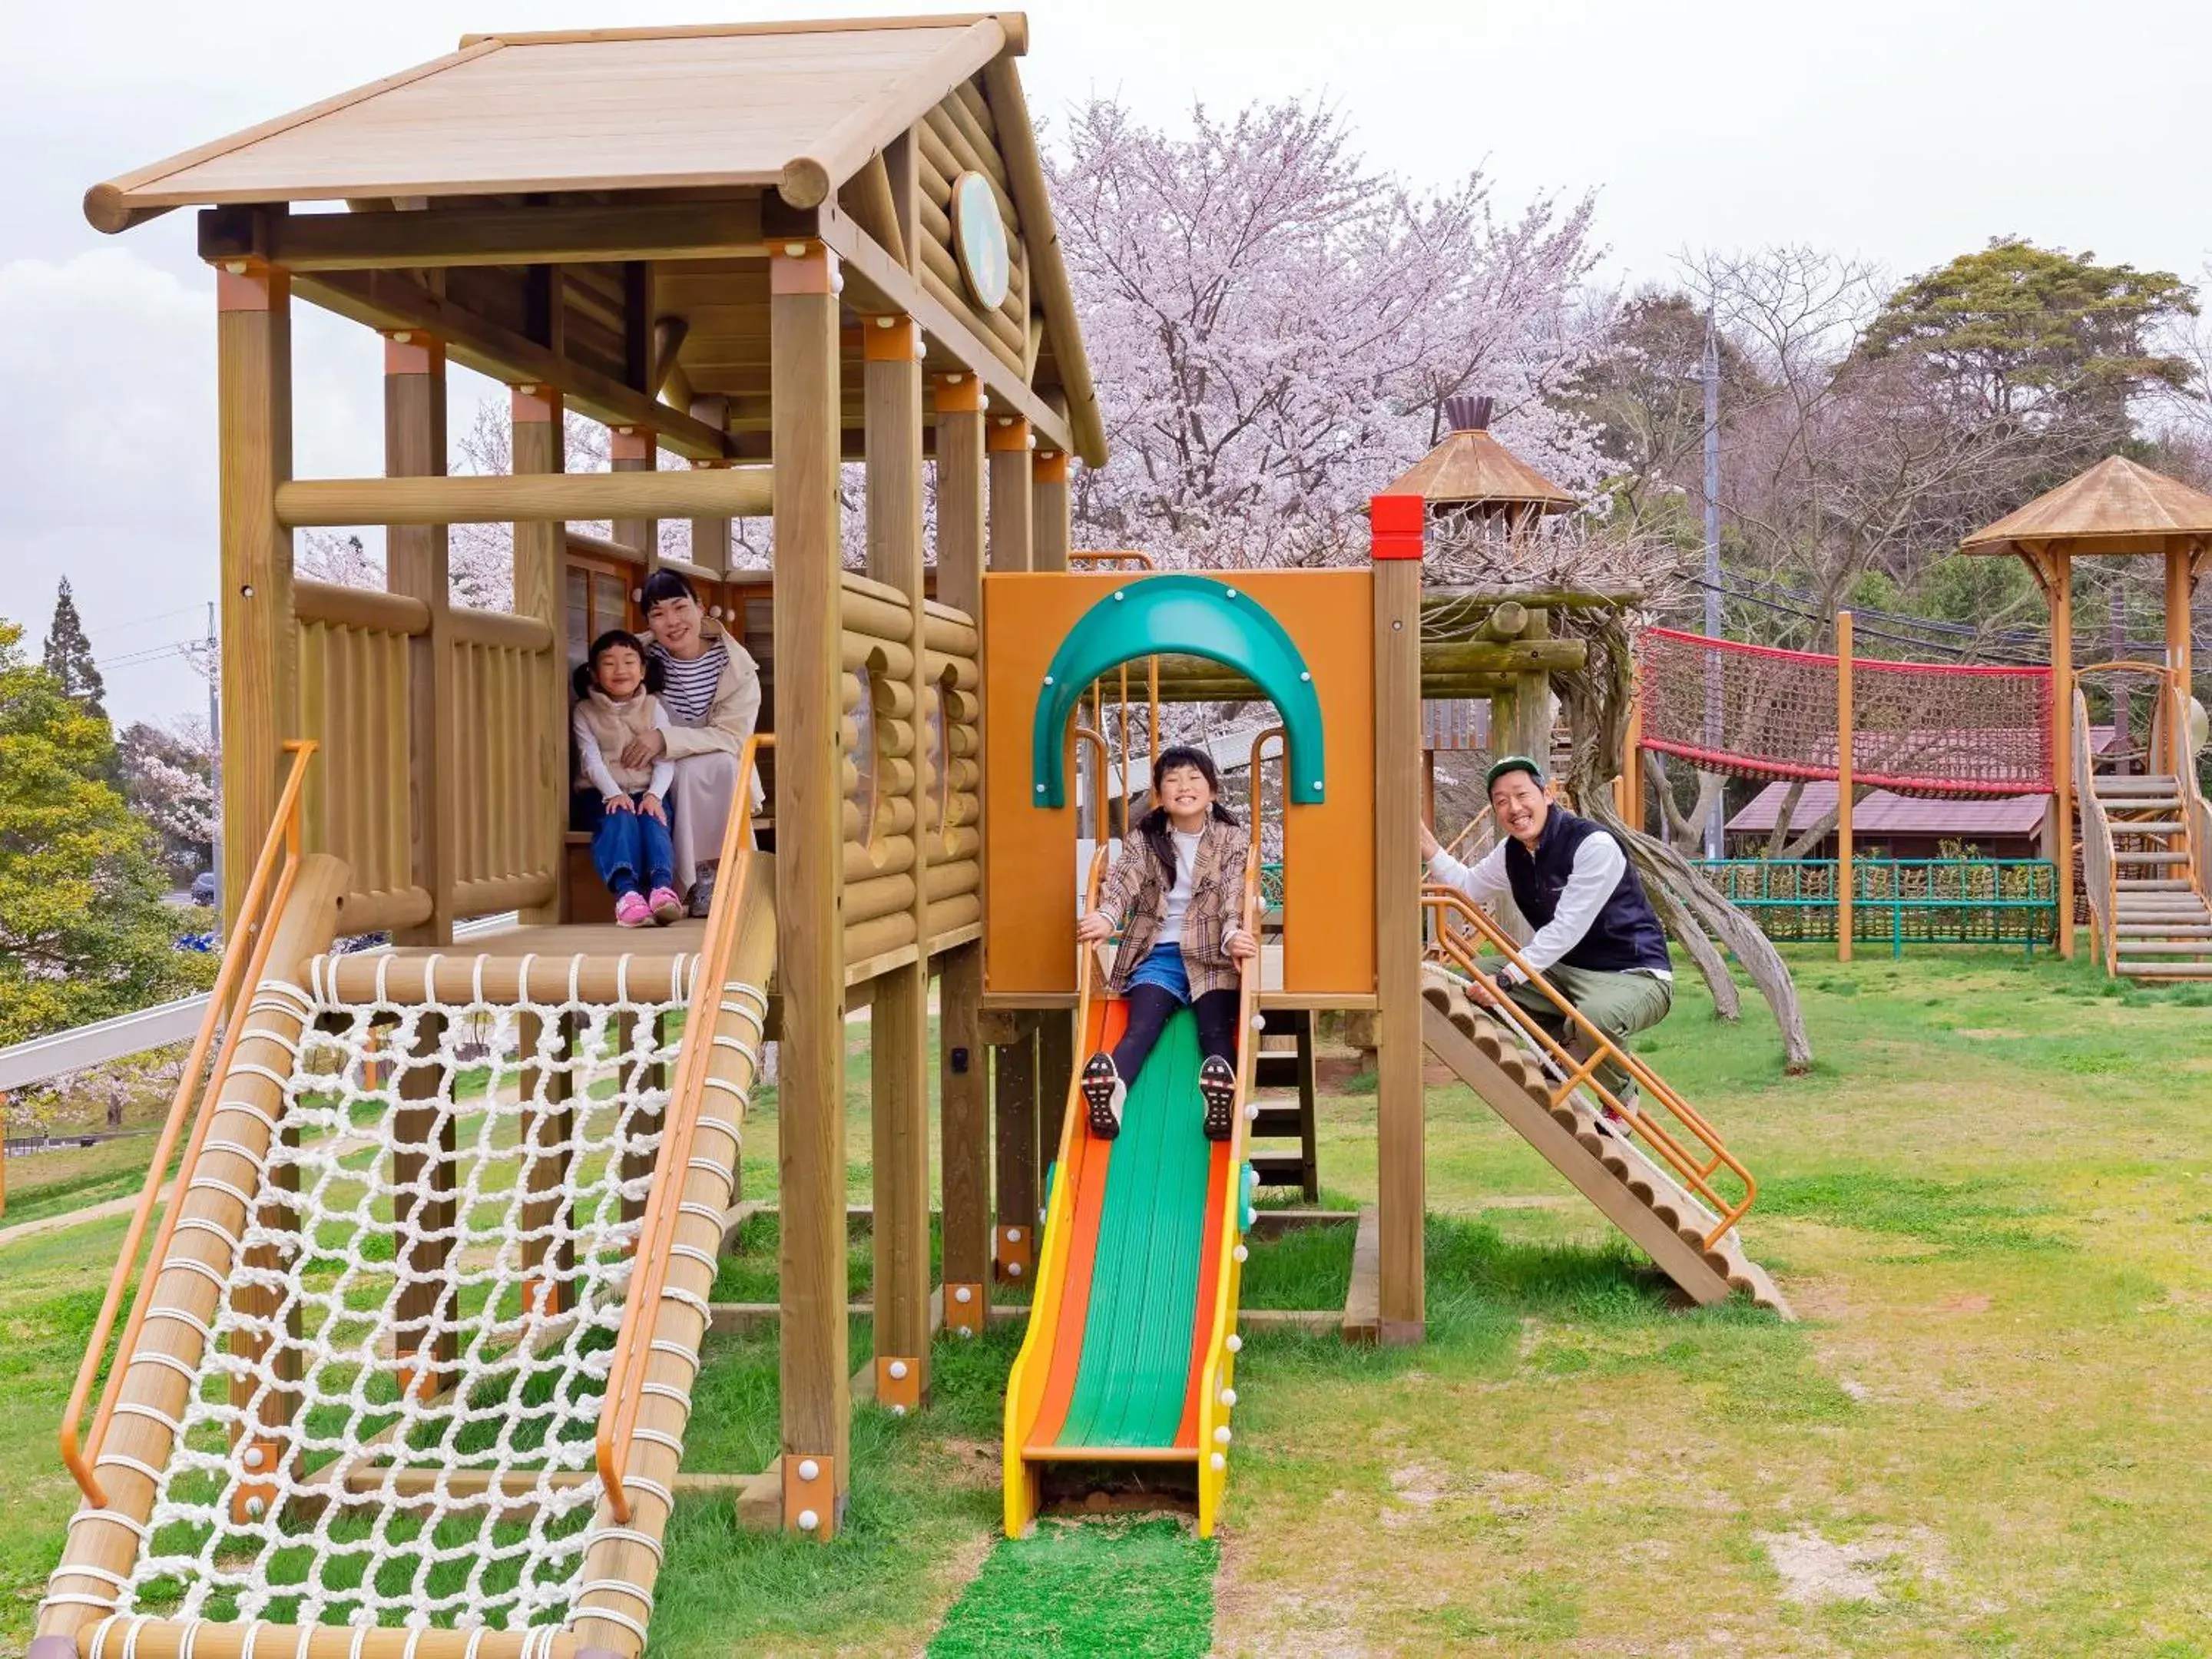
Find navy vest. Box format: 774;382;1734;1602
1503;808;1671;975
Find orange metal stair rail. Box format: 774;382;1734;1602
61;740;320;1506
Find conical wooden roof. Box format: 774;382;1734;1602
1384;422;1577;513
1962;455;2212;555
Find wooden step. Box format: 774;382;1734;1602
1250;1153;1310;1187
2096;776;2180;794
1249;1105;1304;1139
1253;1055;1302;1090
2118;962;2212;979
1257;1007;1312;1039
2115;926;2212;939
2118;879;2194;892
2112;850;2190;864
2105;820;2186;834
2113;939;2212;955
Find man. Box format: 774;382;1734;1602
1420;755;1672;1108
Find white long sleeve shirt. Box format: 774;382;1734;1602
1428;835;1671;984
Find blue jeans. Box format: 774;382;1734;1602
588;794;674;898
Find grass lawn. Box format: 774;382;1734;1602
7;949;2212;1654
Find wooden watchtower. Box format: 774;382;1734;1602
85;11;1103;1528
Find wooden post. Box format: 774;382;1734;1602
1031;447;1071;572
511;384;568;925
391;1014;457;1402
2047;550;2076;960
1035;1010;1073;1193
690;396;733;576
1836;610;1854;964
518;1011;576;1316
864;314;931;1409
214;257;295;919
988;416;1033;573
932;370;990;1326
985;408;1037;1280
384;332;455;944
770;238;850;1528
1618;691;1644;832
1369;495;1426;1343
228;1113;299;1508
611;426;658;568
993;1025;1038;1283
2167;546;2194;774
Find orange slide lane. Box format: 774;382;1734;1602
1025;995;1124;1448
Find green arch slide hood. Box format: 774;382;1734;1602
1029;575;1326;809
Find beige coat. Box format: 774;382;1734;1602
571;688;663;794
653;622;766;810
1095;816;1253;999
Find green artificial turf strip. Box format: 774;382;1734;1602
928;1517;1218;1657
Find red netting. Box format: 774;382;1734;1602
1636;627;2052;796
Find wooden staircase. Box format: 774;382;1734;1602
2097;772;2212;979
1419;966;1790;1316
1247;1008;1317;1197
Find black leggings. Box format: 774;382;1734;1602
1111;986;1240;1083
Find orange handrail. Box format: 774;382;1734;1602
61;740;320;1506
596;733;770;1524
1421;884;1757;1248
1066;551;1157;569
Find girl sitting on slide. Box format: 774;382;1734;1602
1075;747;1260;1143
571;630;683;928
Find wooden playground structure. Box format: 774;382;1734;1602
37;16;1790;1654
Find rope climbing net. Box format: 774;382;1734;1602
114;954;706;1635
1637;626;2053;796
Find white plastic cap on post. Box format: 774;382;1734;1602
796;1459;820;1482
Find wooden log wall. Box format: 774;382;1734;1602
839;572;982;973
913;78;1036;382
290;580;557;932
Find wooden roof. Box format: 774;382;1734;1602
1961;455;2212;555
86;16;1021;220
1382;427;1577;513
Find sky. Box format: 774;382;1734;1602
6;0;2210;727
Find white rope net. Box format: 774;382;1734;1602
116;953;707;1633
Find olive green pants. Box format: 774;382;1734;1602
1504;964;1673;1104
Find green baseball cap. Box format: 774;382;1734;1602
1485;754;1545;793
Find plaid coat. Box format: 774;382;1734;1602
1094;816;1253;999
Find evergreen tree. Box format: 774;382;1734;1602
0;618;209;1044
42;576;108;720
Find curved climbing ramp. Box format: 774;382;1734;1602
36;859;777;1659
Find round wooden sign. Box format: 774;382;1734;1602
952;171;1011;311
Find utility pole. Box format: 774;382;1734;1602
207;599;223;929
1702;307;1725;859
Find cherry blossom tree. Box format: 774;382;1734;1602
1047;95;1608;567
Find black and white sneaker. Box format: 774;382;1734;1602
1199;1056;1237;1142
1081;1052;1126;1140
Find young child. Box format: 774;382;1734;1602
571;630;684;928
1075;747;1260;1142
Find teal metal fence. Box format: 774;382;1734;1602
1692;858;2058;957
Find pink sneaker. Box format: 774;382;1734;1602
647;885;684;925
614;890;652;929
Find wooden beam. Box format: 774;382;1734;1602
215;259;295;919
841;154;908;270
864;313;932;1404
462;14;1028;50
383;334;456;945
687;397;733;577
993;1028;1038;1283
979;57;1107;468
201;198;767;271
1031;448;1070;572
288;267;732;459
609;425;659;568
770;240;851;1527
275;469;770;528
812;200;1077;456
1836;611;1854;964
2051;551;2075;961
936;942;987;1334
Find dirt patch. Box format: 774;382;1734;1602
1939;1293;1992;1316
1757;1525;1948;1604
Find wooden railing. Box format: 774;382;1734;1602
2073;688;2120;972
61;741;319;1505
290;581;556;932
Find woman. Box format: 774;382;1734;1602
622;568;764;916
